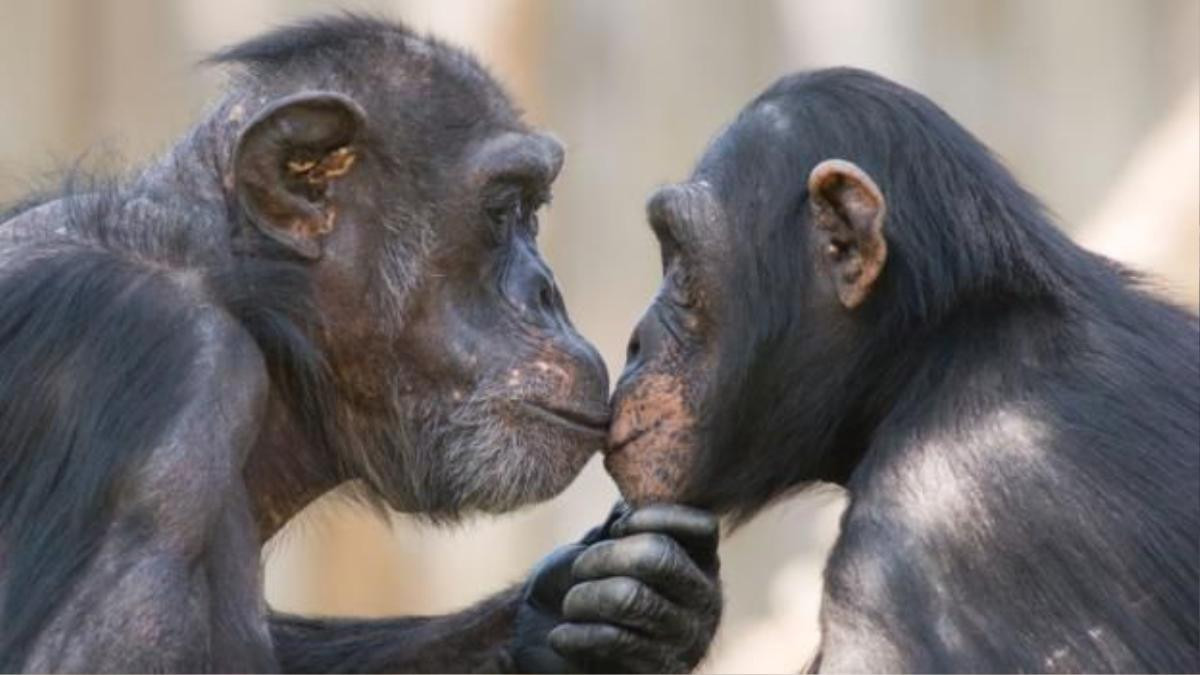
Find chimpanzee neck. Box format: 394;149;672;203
840;292;1069;493
141;103;352;543
243;395;343;542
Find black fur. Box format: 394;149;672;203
0;14;718;673
0;185;325;669
682;69;1198;670
0;242;198;668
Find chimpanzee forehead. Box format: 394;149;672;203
695;101;800;182
688;100;806;229
212;15;524;139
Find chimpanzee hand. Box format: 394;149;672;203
510;502;722;673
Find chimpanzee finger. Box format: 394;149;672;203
571;533;714;607
610;503;717;542
548;623;677;674
609;503;719;573
524;543;587;611
561;576;691;638
509;641;580;674
578;500;633;546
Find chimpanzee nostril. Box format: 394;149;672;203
538;281;556;313
626;334;641;363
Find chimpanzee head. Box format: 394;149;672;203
609;68;1026;516
213;17;608;518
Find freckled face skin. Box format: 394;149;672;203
607;105;794;505
607;181;728;505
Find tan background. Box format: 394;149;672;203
1;1;1196;671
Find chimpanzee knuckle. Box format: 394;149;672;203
571;539;621;580
548;622;626;656
573;533;677;582
554;626;664;675
561;580;600;621
606;625;642;655
654;551;712;597
624;532;679;573
609;576;646;616
545;624;585;656
617;642;675;674
619;504;719;541
618;638;682;675
564;578;639;622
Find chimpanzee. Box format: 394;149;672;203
0;15;721;673
608;68;1199;672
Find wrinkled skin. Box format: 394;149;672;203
607;183;728;505
0;16;722;673
514;503;721;674
608;68;1199;673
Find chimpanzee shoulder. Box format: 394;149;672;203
609;65;1198;672
0;183;294;668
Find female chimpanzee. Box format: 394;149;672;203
608;68;1199;672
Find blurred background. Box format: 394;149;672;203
1;1;1196;671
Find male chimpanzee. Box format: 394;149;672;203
0;15;720;673
608;68;1199;672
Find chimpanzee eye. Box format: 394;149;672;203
486;200;521;226
485;194;523;245
486;186;548;241
522;190;550;238
665;263;694;309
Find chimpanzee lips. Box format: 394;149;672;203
519;401;610;437
606;427;647;455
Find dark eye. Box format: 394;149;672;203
484;194;523;245
486;199;521;227
485;182;550;244
522;190;550;238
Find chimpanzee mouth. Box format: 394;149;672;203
519;401;610;438
606;427;648;455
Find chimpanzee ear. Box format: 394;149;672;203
233;92;366;260
808;158;888;309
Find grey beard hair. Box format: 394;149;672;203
334;225;429;502
341;224;582;519
429;384;569;514
351;378;582;521
374;220;431;319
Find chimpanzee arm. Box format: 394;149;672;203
269;503;722;674
15;310;275;672
270;588;523;673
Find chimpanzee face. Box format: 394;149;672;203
607;98;887;507
606;179;729;505
232;79;610;517
369;128;612;515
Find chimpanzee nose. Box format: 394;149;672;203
571;334;611;400
503;244;567;328
521;272;570;331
